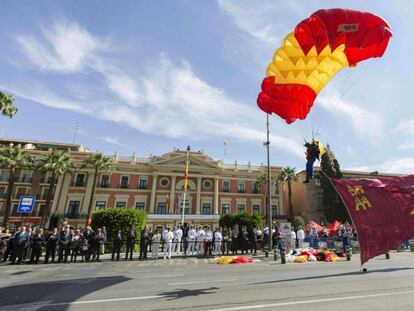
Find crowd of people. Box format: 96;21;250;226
0;220;357;265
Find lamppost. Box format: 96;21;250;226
181;146;191;225
264;114;273;253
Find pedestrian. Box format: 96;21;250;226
148;227;153;253
173;225;183;253
187;225;197;256
222;228;231;255
231;225;239;254
91;228;104;262
151;230;161;259
249;227;258;255
30;229;44;264
83;226;95;262
125;227;136;260
70;230;82;262
0;229;11;262
25;227;34;262
45;228;59;264
11;226;29;265
290;228;297;251
213;228;222;256
163;227;174;260
204;226;213;256
111;230;123;261
296;226;305;249
196;226;205;256
181;224;189;256
101;226;107;255
58;228;71;263
139;227;150;260
240;227;249;254
80;237;89;262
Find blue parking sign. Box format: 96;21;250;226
17;196;35;213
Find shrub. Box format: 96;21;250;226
293;215;305;229
91;208;147;242
219;212;264;229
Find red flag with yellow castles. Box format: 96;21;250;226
331;175;414;265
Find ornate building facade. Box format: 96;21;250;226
0;139;286;229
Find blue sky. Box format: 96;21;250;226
1;0;413;173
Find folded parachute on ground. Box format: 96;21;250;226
257;8;392;124
215;256;254;265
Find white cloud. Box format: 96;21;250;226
317;95;383;142
11;20;305;159
394;118;414;149
347;158;414;174
15;20;104;72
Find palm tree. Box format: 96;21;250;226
38;151;74;228
278;167;298;219
0;92;18;118
0;146;33;228
82;153;114;227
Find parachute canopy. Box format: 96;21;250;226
257;9;392;124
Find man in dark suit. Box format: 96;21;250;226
125;227;136;260
112;230;123;261
45;228;59;263
30;229;45;264
139;227;150;260
58;228;71;263
11;226;29;264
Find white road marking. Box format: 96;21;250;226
169;278;237;286
205;290;414;311
137;274;184;279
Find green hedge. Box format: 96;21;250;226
219;212;264;229
91;208;147;242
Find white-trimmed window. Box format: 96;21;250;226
95;201;106;209
116;201;126;208
138;176;148;189
15;187;28;199
120;176;129;189
20;171;32;183
253;204;260;214
202;203;211;215
75;173;85;187
237;181;245;193
222;180;230;192
237;204;245;213
222;203;230;214
135;202;145;211
157;202;167;214
100;175;110;188
271;205;278;217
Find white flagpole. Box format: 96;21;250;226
181;146;190;225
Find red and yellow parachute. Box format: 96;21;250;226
257;9;392;124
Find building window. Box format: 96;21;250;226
0;186;6;199
222;181;230;192
75;174;85;187
237;182;245;193
253;204;260;214
20;171;32;183
0;171;9;182
116;201;126;208
179;200;190;214
138;177;148;189
160;178;169;187
252;182;259;193
157;202;166;214
15;187;28;199
203;180;212;189
202;203;211;215
120;176;129;189
222;203;230;214
100;175;110;188
95;201;106;209
271;205;278;218
67;201;80;218
135;202;145;211
317;197;324;210
237;204;245;213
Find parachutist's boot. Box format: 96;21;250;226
303;177;310;184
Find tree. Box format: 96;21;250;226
278;167;298;219
92;208;147;242
320;145;350;222
0;146;33;228
219;212;264;230
293;215;305;229
0;92;18;118
38;151;74;228
82;153;114;227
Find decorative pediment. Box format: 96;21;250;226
151;153;220;170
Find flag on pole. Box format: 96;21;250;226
184;145;190;191
331;175;414;265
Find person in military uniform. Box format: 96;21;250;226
112;230;123;261
45;228;59;264
30;229;45;264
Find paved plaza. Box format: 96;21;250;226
0;252;413;311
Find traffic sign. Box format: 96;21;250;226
17;196;35;213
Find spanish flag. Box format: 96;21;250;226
184;145;190;191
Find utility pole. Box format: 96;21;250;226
265;114;273;252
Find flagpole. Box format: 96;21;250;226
181;146;191;225
265;114;273;252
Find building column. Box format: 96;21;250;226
169;176;176;213
149;174;158;214
214;177;219;214
196;177;202;214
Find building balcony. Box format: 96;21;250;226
148;214;220;220
138;185;148;190
119;184;129;189
99;183;109;188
